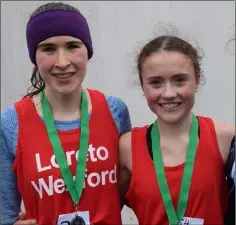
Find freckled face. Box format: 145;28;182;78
141;51;199;124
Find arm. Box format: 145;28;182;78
13;212;37;225
106;96;132;208
0;107;22;225
119;132;132;209
213;120;235;164
224;137;235;225
106;96;132;136
225;136;235;182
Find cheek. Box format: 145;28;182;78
143;84;161;103
72;49;88;69
36;53;54;73
178;84;196;100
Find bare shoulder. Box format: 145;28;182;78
214;120;235;140
119;131;132;148
213;120;235;163
119;131;132;171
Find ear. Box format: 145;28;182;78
141;83;146;96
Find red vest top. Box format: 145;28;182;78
125;116;227;225
13;89;121;225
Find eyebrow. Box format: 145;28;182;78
38;40;83;48
147;73;189;80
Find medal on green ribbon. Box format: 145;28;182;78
40;89;89;209
151;113;199;225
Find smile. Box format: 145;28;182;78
52;73;75;79
159;103;182;110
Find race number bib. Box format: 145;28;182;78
57;211;90;225
178;217;204;225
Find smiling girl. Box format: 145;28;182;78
119;35;235;225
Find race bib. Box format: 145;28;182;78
57;211;90;225
178;217;204;225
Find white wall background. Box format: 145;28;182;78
1;1;235;224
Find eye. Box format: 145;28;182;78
175;77;186;85
42;46;55;52
151;80;161;84
150;79;162;87
67;44;79;50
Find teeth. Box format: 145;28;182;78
55;73;73;79
161;103;179;109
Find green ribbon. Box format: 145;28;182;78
40;89;89;205
151;113;199;225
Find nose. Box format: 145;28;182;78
54;50;70;69
162;83;177;99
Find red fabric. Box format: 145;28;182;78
13;89;121;225
126;116;227;225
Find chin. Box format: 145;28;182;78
159;115;184;124
154;109;186;125
56;84;81;93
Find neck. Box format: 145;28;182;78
43;86;83;120
157;113;193;138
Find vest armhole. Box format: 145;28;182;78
88;89;119;137
124;129;136;200
125;127;148;200
199;116;224;166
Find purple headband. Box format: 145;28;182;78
26;9;93;65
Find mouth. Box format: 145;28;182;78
158;102;183;110
52;72;75;79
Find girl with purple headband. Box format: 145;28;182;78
0;2;131;225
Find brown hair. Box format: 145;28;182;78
24;2;80;98
136;35;205;86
